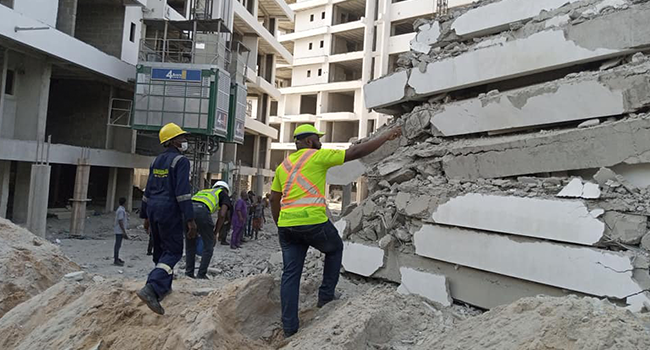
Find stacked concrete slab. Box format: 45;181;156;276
336;0;650;311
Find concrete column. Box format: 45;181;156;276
105;167;118;213
342;183;352;213
0;47;7;134
376;0;392;76
116;168;134;212
26;164;51;237
242;35;259;71
252;135;261;168
357;176;368;203
0;161;10;218
361;0;377;83
355;89;368;138
70;159;90;235
12;162;32;224
253;174;264;196
36;62;52;141
316;91;328;115
56;0;78;36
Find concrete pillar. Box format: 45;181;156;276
253;174;264;196
116;168;134;212
361;0;377;83
342;183;352;213
56;0;78;36
357;176;368;203
252;135;261;168
26;164;51;237
0;161;10;218
70;159;90;235
12;162;32;224
242;35;259;71
105;167;118;213
376;0;393;76
36;62;52;141
0;47;7;133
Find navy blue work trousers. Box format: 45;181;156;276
278;220;343;335
146;202;184;299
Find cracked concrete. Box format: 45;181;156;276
365;0;650;110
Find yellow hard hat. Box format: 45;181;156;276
159;123;188;144
294;124;325;139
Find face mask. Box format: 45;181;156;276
179;142;189;152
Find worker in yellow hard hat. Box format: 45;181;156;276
270;123;402;337
137;122;197;315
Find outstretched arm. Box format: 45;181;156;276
344;126;402;162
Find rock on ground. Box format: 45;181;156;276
0;217;79;318
415;295;650;350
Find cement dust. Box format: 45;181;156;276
0;217;79;318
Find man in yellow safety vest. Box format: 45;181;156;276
270;124;402;337
185;181;232;279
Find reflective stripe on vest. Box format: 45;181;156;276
280;150;327;210
192;188;222;214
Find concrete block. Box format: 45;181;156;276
334;219;347;238
342;241;385;277
641;232;650;251
413;224;647;300
410;22;441;54
397;267;452;307
327;160;366;186
431;194;604;246
442;116;650;180
364;70;408;110
603;212;647;245
374;248;575;309
451;0;582;38
428;64;650;136
557;178;584;198
557;178;601;199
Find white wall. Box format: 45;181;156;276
294;36;328;59
284;94;302;115
121;6;143;65
13;0;58;27
291;63;327;86
295;6;328;32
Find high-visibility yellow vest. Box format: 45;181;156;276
276;149;327;225
192;188;223;214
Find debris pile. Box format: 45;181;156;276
333;0;650;312
0;217;79;317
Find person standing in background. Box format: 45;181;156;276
252;195;264;240
231;190;248;249
114;197;128;266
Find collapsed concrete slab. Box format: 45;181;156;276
603;212;648;245
450;0;583;38
396;267;452;307
342;242;384;277
413;224;647;302
442;116;650;180
374;248;575;309
428;62;650;136
365;1;650;110
431;194;604;245
327;160;367;186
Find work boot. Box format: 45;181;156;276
220;241;229;246
196;274;209;280
185;272;195;279
113;260;124;266
136;284;165;315
317;293;341;308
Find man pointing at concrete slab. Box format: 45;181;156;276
270;124;402;337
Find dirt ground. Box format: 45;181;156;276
2;213;649;349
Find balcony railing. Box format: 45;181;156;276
139;37;230;68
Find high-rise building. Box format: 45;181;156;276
269;0;471;205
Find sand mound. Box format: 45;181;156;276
0;269;476;350
0;274;281;350
0;217;79;317
417;295;650;350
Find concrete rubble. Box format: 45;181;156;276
336;0;650;313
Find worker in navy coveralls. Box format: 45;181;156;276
137;122;197;315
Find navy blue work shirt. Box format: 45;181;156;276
140;147;194;221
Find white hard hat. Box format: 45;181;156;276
213;181;230;193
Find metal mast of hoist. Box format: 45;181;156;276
131;0;248;193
